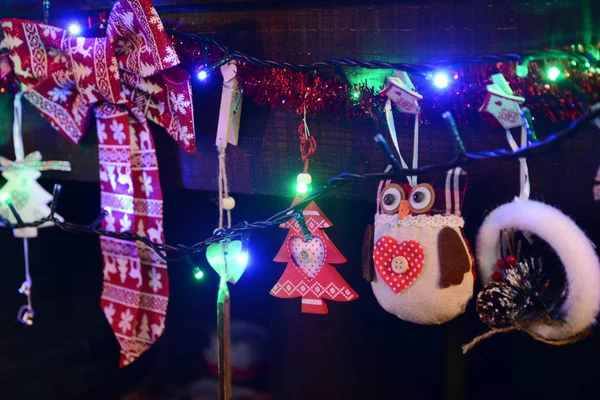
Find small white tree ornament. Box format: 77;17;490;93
0;92;71;325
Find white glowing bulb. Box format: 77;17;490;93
68;23;82;36
237;252;249;268
433;72;450;89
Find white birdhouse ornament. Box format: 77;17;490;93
480;74;525;130
380;71;422;114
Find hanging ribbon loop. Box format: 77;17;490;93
505;119;530;200
384;99;418;186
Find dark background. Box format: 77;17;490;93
1;0;600;399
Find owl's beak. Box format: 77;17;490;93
398;200;411;220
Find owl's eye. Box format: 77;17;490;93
380;183;405;214
409;183;435;214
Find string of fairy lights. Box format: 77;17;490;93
2;109;600;266
2;22;598;102
168;29;598;83
1;16;600;276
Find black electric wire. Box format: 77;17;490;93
2;107;599;261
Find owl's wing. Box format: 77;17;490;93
438;227;472;288
362;224;375;282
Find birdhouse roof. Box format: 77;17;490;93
380;76;423;100
485;84;525;103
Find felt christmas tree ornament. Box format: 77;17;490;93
0;91;70;326
270;116;357;314
271;199;358;314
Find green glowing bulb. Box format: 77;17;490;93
352;91;360;100
571;60;577;66
515;65;528;78
547;67;561;81
296;182;309;194
585;62;591;68
193;267;204;280
0;193;10;202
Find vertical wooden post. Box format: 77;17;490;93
217;246;232;400
445;318;467;400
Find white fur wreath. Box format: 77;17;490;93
477;198;600;341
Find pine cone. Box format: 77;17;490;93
476;282;523;328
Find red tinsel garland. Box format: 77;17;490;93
170;34;600;126
4;33;600;126
234;60;600;126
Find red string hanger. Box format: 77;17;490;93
295;111;317;195
298;119;317;174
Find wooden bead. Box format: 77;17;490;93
297;173;312;185
222;196;236;210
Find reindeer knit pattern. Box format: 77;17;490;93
97;104;168;367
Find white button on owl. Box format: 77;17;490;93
391;256;409;274
365;167;474;325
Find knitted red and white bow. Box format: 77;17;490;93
1;0;195;366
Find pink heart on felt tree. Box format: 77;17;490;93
495;100;503;106
289;236;326;279
373;236;425;293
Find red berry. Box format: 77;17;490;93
496;258;507;269
505;255;517;266
492;271;503;282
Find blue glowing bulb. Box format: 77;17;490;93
68;23;82;36
433;72;450;89
197;70;208;81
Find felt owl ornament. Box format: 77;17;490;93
365;168;474;324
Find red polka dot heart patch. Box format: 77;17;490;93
289;236;326;279
373;236;425;293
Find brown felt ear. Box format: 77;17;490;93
362;224;375;282
438;227;472;289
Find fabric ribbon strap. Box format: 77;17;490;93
505;125;530;199
1;0;196;367
96;103;169;366
385;99;418;186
